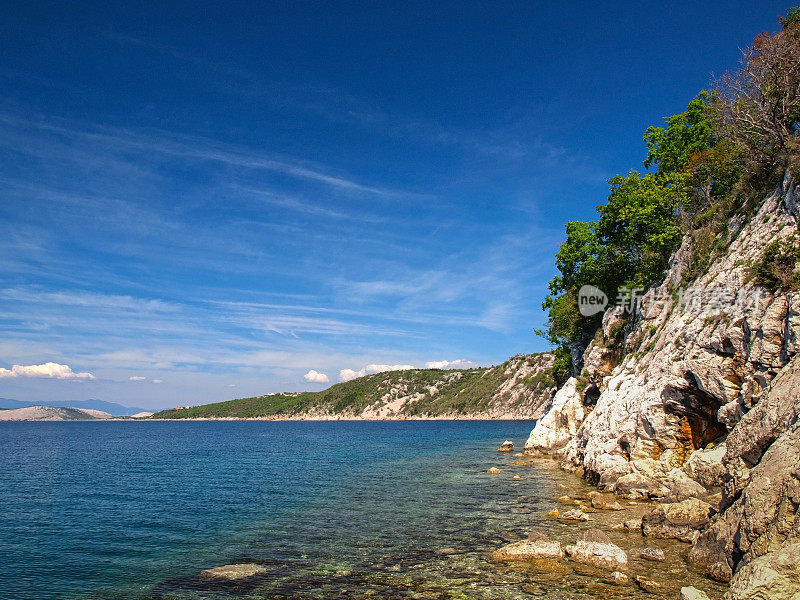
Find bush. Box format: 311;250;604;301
749;235;800;291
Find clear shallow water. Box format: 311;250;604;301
0;421;724;600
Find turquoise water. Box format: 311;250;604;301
0;421;724;600
0;420;552;600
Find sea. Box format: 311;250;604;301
0;420;724;600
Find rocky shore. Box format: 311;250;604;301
507;172;800;600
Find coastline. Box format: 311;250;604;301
484;446;728;599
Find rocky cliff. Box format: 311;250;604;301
524;172;800;599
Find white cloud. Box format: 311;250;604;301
0;362;95;380
424;359;478;370
338;363;415;382
151;379;164;384
303;369;330;383
338;368;360;382
129;375;146;381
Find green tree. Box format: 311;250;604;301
644;92;715;175
597;171;681;288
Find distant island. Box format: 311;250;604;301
0;398;148;416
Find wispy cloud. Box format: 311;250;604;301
0;113;417;199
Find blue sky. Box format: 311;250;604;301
0;1;789;409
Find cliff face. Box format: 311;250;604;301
525;172;800;598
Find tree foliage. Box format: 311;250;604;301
538;9;800;369
644;92;715;175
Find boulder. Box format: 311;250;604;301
726;542;800;600
524;377;584;454
568;529;628;571
642;498;715;543
490;531;565;561
661;468;709;502
487;467;504;474
497;440;514;452
683;444;727;489
614;472;668;500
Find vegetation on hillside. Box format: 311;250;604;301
151;354;557;419
540;8;800;374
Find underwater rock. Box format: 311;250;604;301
491;531;565;561
640;546;666;561
199;563;267;581
569;529;628;571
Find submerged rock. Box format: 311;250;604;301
199;563;267;581
568;529;628;571
680;587;711;600
590;492;626;511
560;508;589;521
610;571;629;585
639;546;666;562
634;575;662;593
491;531;565;561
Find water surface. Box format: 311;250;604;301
0;420;724;600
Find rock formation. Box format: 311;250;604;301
524;172;800;599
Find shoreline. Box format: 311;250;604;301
484;446;728;599
2;416;540;422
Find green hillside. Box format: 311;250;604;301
151;354;557;420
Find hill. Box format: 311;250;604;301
151;354;557;420
0;398;147;416
0;406;112;421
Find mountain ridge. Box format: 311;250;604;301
151;354;557;420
